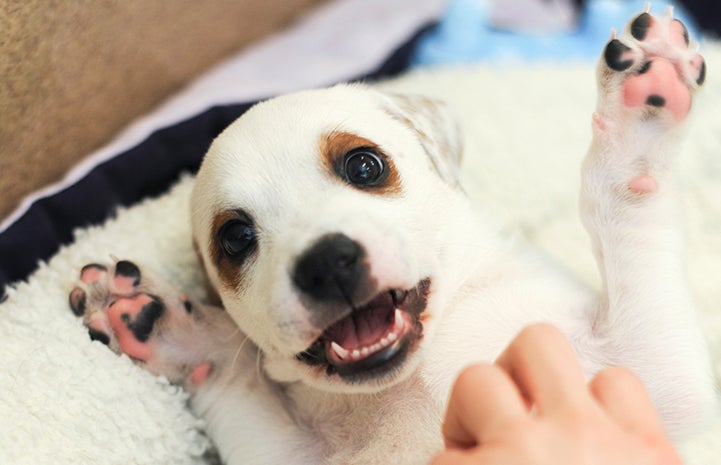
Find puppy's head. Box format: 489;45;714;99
191;84;469;392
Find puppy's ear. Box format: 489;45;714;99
382;93;464;186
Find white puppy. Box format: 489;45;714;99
70;11;716;465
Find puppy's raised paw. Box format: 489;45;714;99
597;8;704;128
69;259;238;389
588;8;705;197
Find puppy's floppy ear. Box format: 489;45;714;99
382;92;464;186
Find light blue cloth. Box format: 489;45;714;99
411;0;699;65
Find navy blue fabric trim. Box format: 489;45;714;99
0;103;253;293
681;0;721;36
0;24;432;293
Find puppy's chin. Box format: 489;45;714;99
264;279;432;393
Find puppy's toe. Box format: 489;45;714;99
80;263;107;284
113;260;142;292
69;287;87;316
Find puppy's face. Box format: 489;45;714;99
191;85;468;392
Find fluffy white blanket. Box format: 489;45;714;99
2;47;720;464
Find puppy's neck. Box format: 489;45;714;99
284;373;442;454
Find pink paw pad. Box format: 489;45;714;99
628;175;658;194
190;361;214;387
622;59;691;121
107;294;164;361
603;12;705;122
80;263;107;284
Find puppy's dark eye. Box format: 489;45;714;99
219;220;256;259
343;149;385;187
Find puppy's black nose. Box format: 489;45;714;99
292;233;365;302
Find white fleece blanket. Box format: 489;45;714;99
2;47;721;464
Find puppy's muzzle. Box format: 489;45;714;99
291;233;431;382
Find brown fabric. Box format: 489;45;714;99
0;0;324;221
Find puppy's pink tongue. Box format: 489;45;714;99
330;306;392;348
326;308;409;363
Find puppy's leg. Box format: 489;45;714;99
69;260;321;465
581;10;716;435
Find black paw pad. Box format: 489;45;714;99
115;260;141;287
88;328;110;345
128;297;165;342
646;95;666;107
604;39;634;71
631;12;652;40
69;287;87;316
697;60;706;86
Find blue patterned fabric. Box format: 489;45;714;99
412;0;700;65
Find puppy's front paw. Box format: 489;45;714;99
597;9;704;128
69;260;234;389
590;8;705;195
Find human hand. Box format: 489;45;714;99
432;324;682;465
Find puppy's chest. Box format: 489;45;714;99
292;381;443;460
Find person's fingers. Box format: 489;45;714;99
589;366;666;436
495;323;588;412
442;363;527;449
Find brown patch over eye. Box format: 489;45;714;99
319;131;401;195
210;210;256;293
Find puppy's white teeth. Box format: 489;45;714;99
393;309;405;332
327;309;411;363
331;341;350;360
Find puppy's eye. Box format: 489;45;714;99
219;220;256;259
343;149;385;187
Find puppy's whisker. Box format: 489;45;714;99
231;334;251;366
222;325;244;344
255;345;263;380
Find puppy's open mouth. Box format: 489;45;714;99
297;279;431;381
